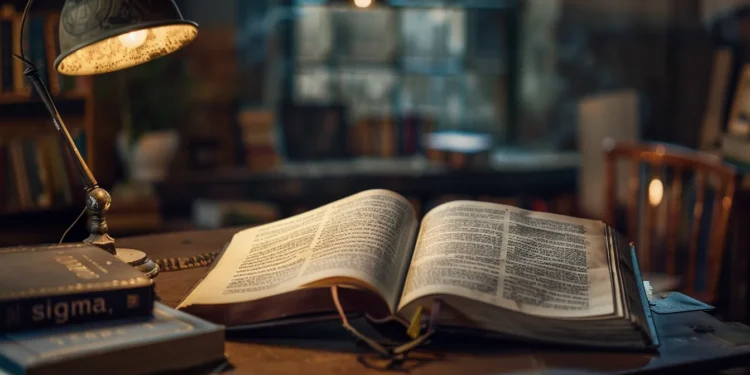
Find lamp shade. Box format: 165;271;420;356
55;0;198;75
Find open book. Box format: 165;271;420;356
178;189;657;349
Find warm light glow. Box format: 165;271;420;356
354;0;372;8
57;24;198;75
648;178;664;207
118;30;148;48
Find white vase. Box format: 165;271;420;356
117;129;180;183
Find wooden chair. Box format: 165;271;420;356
603;139;736;302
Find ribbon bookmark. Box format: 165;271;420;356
407;306;424;339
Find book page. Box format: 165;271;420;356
398;201;615;318
179;190;417;312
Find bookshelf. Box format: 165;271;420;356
0;2;97;244
159;154;579;223
0;90;87;104
229;0;520;174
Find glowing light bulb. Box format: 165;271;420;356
354;0;372;8
118;30;148;48
648;178;663;207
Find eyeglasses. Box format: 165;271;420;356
330;285;442;359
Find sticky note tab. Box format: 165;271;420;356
407;306;423;339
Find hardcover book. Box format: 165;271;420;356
0;243;154;333
179;189;658;350
0;303;225;375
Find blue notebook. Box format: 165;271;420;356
0;303;225;375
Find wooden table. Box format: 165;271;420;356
119;229;750;375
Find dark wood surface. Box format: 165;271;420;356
118;229;750;375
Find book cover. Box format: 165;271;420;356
7;141;32;210
42;13;60;95
279;103;348;161
1;144;17;212
380;117;395;158
0;243;154;332
0;303;225;375
35;135;66;206
0;11;13;93
401;116;417;156
27;15;48;96
19;138;47;208
8;8;28;95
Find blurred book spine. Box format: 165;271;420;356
42;12;60;94
26;14;48;97
8;5;28;95
0;5;15;93
346;115;432;158
0;7;86;97
237;108;281;172
0;131;84;214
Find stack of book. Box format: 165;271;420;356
0;244;225;374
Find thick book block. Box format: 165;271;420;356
0;303;225;375
0;243;154;333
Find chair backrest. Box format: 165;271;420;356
603;139;736;301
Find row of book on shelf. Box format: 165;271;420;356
0;130;85;214
191;192;578;229
0;4;83;96
237;105;439;172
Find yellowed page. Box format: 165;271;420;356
178;189;417;312
398;201;615;318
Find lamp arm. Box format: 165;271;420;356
14;56;116;255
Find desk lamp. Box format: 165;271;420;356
13;0;199;278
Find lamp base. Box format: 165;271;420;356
116;248;159;279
